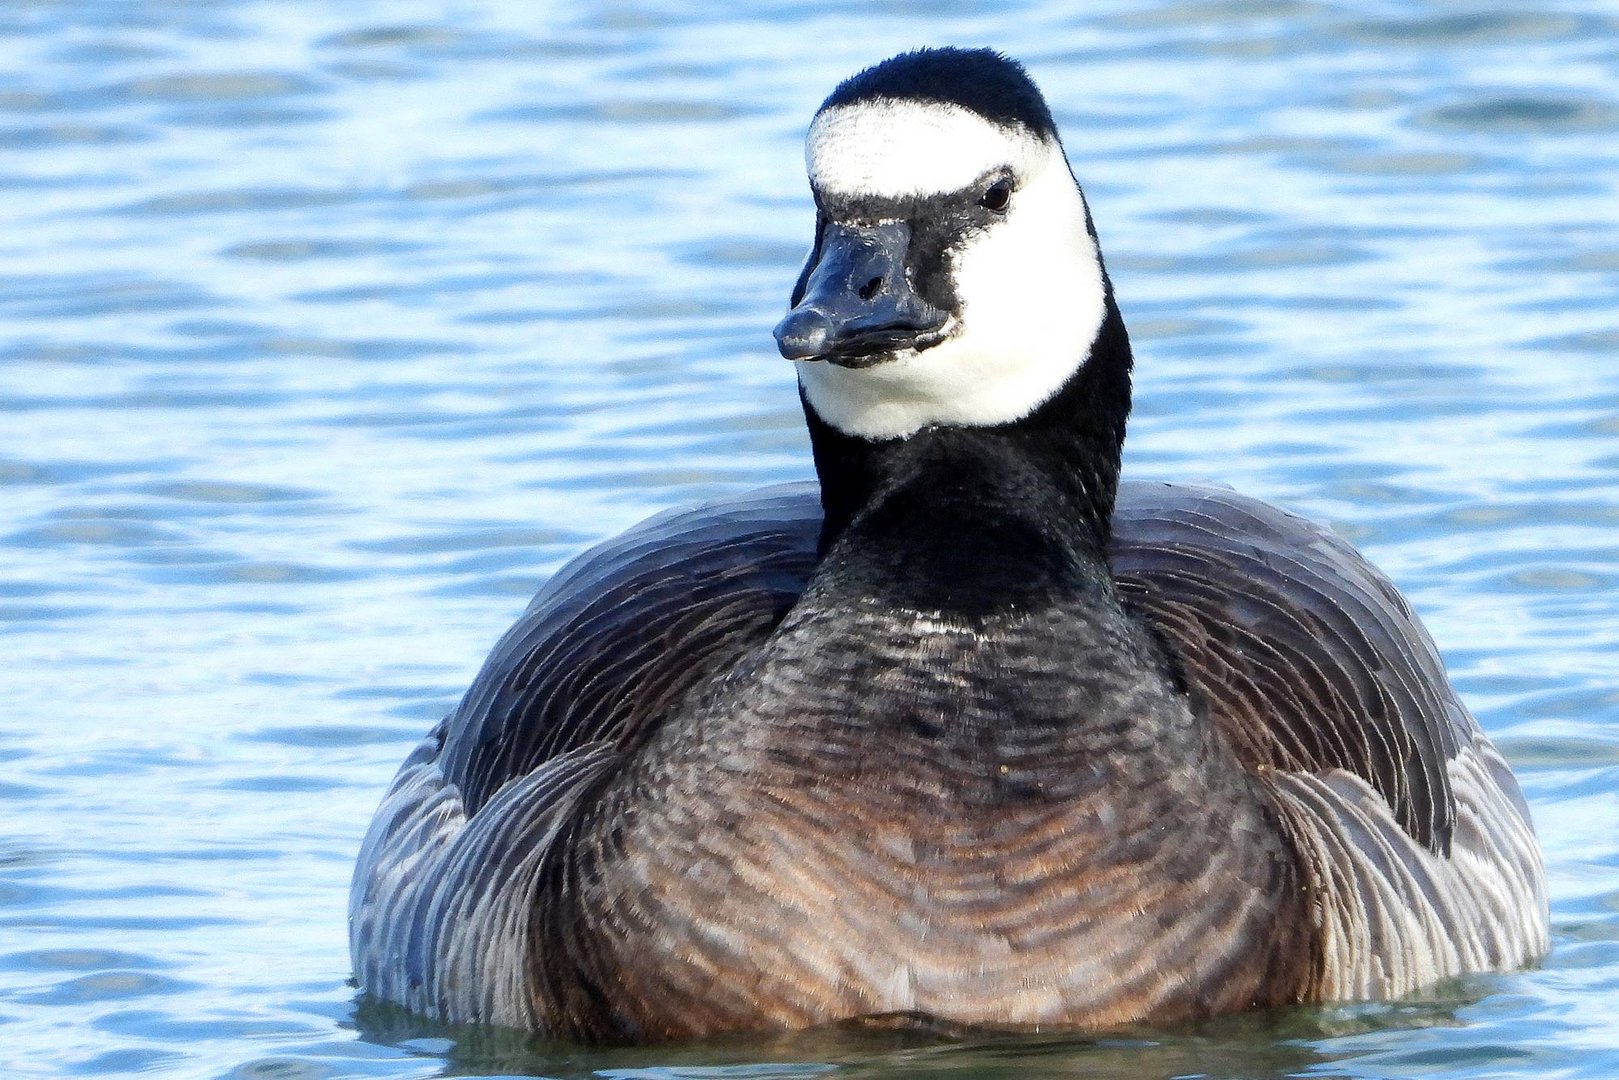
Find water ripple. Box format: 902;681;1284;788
1419;95;1619;134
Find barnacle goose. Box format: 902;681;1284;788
350;46;1548;1042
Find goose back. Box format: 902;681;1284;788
349;479;1545;1028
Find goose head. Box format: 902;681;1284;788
776;48;1113;443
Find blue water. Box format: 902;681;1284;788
2;1;1617;1077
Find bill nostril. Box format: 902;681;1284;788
858;276;883;301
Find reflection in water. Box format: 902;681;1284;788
355;988;1499;1079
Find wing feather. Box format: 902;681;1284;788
1108;481;1544;996
437;485;821;815
1109;481;1464;853
351;485;824;1021
352;478;1544;1016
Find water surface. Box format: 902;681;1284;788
2;1;1618;1077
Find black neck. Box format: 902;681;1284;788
803;292;1134;615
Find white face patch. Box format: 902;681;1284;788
807;100;1044;200
796;102;1108;440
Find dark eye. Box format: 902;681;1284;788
979;178;1012;213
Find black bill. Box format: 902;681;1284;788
773;221;949;367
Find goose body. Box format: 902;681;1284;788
350;48;1547;1041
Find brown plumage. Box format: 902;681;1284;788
350;482;1544;1040
349;47;1545;1041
